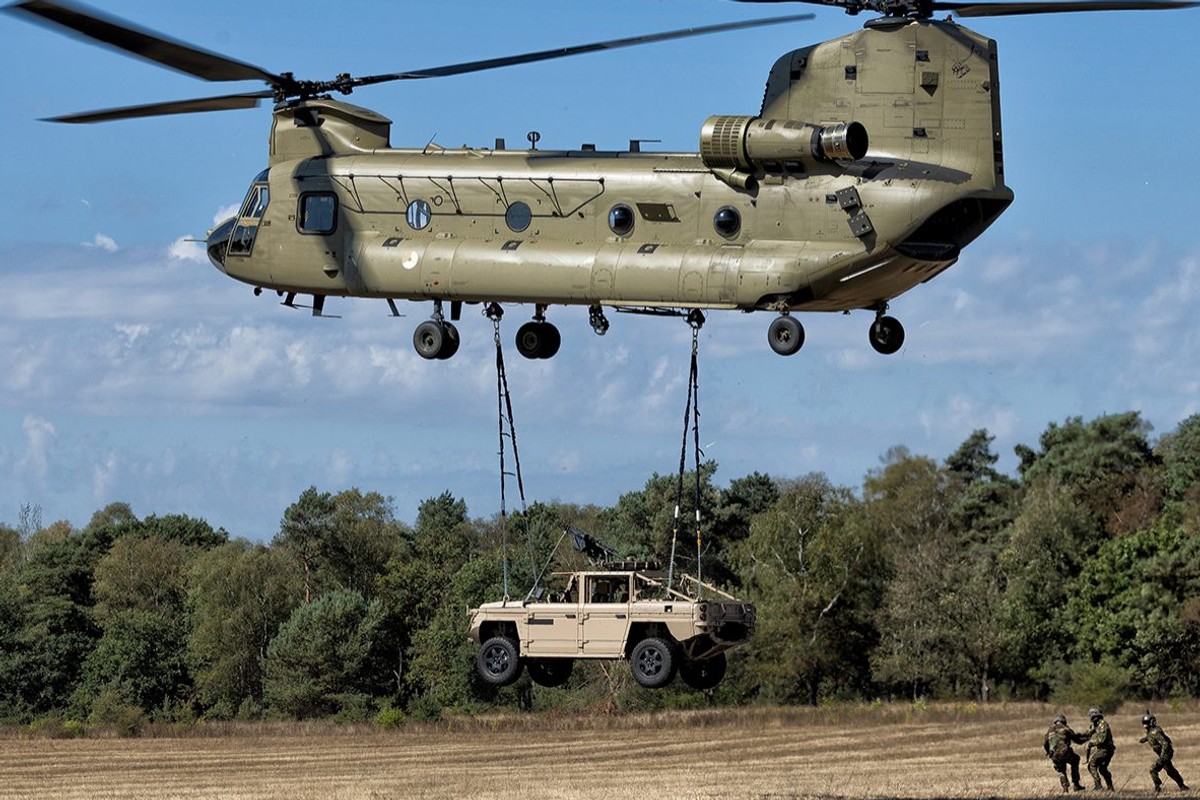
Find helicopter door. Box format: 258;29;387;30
227;181;270;258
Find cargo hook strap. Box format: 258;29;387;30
668;309;705;592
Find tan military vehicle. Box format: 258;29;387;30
467;565;755;690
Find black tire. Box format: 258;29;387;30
516;321;560;359
538;323;561;359
515;321;542;359
629;637;676;688
767;315;805;356
869;315;905;355
477;636;523;687
679;652;727;691
413;320;445;360
527;658;574;688
435;321;460;360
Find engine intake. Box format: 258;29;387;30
700;115;869;173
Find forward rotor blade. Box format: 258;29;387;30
935;0;1197;15
350;14;814;88
6;0;285;84
45;90;272;124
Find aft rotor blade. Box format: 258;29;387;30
936;0;1198;16
350;14;815;88
45;90;272;124
6;0;286;84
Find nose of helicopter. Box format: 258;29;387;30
206;216;236;272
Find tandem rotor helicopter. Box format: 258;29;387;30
8;0;1197;361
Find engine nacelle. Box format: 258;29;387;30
699;115;869;174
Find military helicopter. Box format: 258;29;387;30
9;0;1196;361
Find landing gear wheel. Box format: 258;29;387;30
527;658;574;688
869;315;905;355
630;637;677;688
515;321;560;359
679;652;727;691
436;322;460;360
767;315;805;356
413;320;447;360
476;636;523;687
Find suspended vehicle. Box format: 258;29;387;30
8;0;1196;359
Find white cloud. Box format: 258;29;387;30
85;233;118;253
213;204;240;225
19;414;56;480
168;236;206;264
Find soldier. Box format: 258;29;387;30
1139;712;1190;794
1083;706;1116;791
1044;713;1087;792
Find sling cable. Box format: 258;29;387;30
486;302;534;603
667;309;706;596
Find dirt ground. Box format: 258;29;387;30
0;705;1196;799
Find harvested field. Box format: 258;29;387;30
1;705;1197;799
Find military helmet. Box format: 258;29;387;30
1054;713;1067;724
1088;706;1103;719
1143;712;1157;728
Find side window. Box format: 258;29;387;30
298;192;338;234
585;576;629;604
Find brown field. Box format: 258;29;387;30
1;704;1197;799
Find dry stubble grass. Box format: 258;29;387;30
1;704;1197;800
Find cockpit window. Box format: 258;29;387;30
298;192;338;235
229;178;270;258
240;185;269;219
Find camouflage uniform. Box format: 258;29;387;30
1044;714;1087;792
1083;707;1115;791
1140;713;1189;793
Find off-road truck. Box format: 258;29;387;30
467;566;756;690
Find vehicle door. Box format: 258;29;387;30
581;574;632;657
523;575;582;657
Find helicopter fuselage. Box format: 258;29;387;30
207;18;1015;357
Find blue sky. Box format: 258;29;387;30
1;1;1198;540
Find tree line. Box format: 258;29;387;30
1;410;1198;729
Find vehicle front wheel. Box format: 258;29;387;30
477;636;523;687
630;637;676;688
679;652;727;691
527;658;574;688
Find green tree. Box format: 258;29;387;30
730;474;881;704
273;487;408;604
1158;414;1200;525
74;609;189;716
264;589;382;718
997;480;1094;696
1065;523;1200;695
375;492;474;709
0;523;19;573
1016;412;1158;534
187;541;301;717
6;527;114;715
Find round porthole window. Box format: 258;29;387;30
506;201;532;233
713;206;741;239
608;204;635;236
406;199;431;231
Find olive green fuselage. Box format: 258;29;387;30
212;19;1013;318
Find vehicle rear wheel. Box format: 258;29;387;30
477;636;523;687
630;636;676;688
679;651;727;691
527;658;574;688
